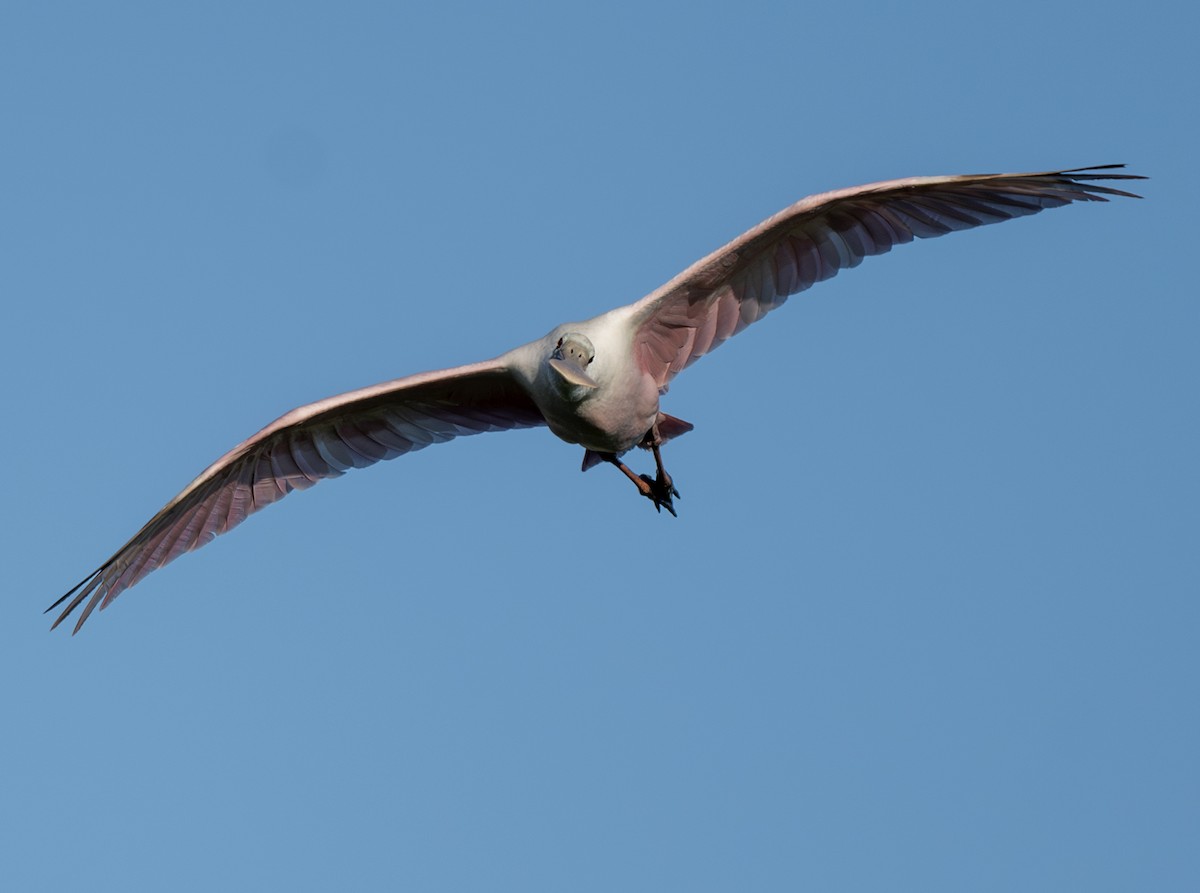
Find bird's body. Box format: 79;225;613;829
49;165;1145;632
514;306;660;454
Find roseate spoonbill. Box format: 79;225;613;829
49;165;1144;632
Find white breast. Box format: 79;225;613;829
508;305;661;453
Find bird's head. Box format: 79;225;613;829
548;333;598;390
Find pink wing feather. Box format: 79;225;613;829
49;360;544;633
631;165;1144;388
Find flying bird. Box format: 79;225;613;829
49;164;1144;632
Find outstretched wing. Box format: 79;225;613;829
49;359;544;633
631;165;1144;388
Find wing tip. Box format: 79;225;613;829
1057;162;1146;178
46;568;106;634
1053;164;1146;199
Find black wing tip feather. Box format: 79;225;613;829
1050;164;1146;199
46;567;107;634
1058;163;1145;178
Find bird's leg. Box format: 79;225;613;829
645;428;680;504
601;449;678;518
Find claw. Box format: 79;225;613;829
638;473;678;517
600;449;680;518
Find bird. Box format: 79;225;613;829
48;164;1144;633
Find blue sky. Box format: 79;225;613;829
2;2;1195;890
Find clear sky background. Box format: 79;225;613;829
2;2;1195;890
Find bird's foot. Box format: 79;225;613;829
600;449;681;517
637;472;680;517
